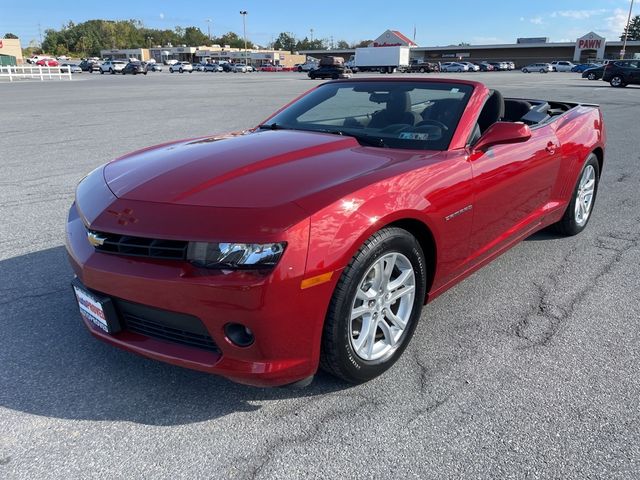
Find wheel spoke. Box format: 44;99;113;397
381;253;397;289
385;308;407;329
387;268;412;292
351;305;371;320
378;319;397;348
388;284;415;305
353;316;376;353
356;287;376;301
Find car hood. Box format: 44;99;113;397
103;130;437;211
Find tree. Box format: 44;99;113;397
3;33;19;39
183;26;209;46
214;31;254;49
352;39;373;48
336;40;350;49
272;32;296;52
294;36;327;51
620;15;640;41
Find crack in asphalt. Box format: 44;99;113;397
240;394;378;480
0;288;68;307
513;230;640;347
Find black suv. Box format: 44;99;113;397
121;62;148;75
603;60;640;87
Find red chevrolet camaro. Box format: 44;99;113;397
66;78;605;387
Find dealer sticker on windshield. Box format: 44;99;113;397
399;132;430;140
73;285;109;333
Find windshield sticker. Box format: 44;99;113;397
399;132;430;140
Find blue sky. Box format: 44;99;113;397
1;0;634;47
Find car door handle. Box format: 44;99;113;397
545;142;557;154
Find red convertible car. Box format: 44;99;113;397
66;78;605;387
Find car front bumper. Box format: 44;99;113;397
65;202;337;387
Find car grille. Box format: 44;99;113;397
114;298;219;353
89;230;188;260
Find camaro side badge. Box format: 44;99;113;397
445;205;473;221
87;231;107;247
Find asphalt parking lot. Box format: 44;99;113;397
1;70;639;479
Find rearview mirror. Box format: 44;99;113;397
473;122;532;152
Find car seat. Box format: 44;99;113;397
368;91;421;129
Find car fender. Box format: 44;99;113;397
306;189;440;291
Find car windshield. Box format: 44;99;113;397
262;81;474;151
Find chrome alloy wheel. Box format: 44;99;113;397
575;164;596;227
349;252;416;361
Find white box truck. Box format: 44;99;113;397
354;46;411;73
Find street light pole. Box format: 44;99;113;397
206;18;212;43
621;0;635;59
240;11;248;65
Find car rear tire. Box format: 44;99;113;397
320;227;427;383
554;154;599;236
610;75;625;87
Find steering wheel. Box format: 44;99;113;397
415;119;449;131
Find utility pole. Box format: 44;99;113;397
310;28;314;42
621;0;635;59
206;18;212;43
38;22;42;48
240;11;248;64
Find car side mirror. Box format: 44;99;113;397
473;122;532;152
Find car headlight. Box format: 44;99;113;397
187;242;286;269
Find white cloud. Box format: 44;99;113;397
530;16;544;25
520;17;525;22
159;12;165;20
552;9;607;20
605;8;629;37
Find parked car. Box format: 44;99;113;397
164;59;179;65
36;58;59;67
308;64;351;79
169;62;193;73
522;63;553;73
550;61;576;72
582;65;604;80
121;62;148;75
505;61;515;70
79;59;101;72
297;61;319;72
460;62;480;72
572;63;600;73
221;62;235;72
100;60;126;74
27;55;51;64
232;63;249;73
204;63;223;72
602;60;640;87
148;63;163;72
477;62;494;72
441;62;469;72
59;63;82;73
488;61;508;71
67;78;606;387
407;61;439;73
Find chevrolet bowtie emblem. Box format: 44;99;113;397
87;231;107;247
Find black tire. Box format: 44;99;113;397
100;70;104;74
179;68;183;73
539;69;545;73
109;68;114;74
523;68;529;73
610;75;626;87
587;73;596;80
554;153;600;236
320;227;427;383
298;66;303;72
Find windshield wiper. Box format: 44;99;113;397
320;129;387;148
257;122;285;130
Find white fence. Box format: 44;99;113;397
0;65;73;82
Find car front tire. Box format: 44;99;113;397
554;153;600;236
588;73;596;80
320;227;427;383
